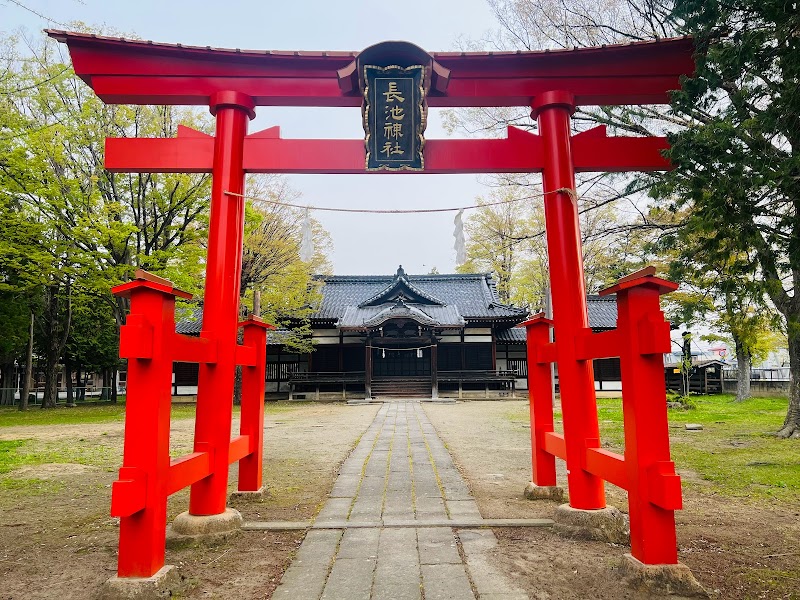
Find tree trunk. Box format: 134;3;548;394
0;362;15;406
777;325;800;438
111;366;118;403
65;360;74;405
253;289;261;317
41;352;59;408
39;282;72;409
100;368;110;400
734;337;752;402
20;312;33;411
76;364;85;401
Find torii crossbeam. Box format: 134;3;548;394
49;29;697;586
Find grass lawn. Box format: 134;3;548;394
0;401;308;481
596;394;800;502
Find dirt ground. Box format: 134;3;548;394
2;400;798;599
0;403;379;600
423;401;800;600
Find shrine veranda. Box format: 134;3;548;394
48;29;698;584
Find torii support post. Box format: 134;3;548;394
112;277;185;577
109;271;272;579
532;91;605;510
237;315;273;493
189;92;255;516
600;272;682;565
526;268;684;566
521;315;559;494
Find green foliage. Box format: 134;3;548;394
64;292;119;371
240;176;331;353
660;0;800;435
457;188;542;305
458;186;645;310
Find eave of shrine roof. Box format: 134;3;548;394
338;303;465;330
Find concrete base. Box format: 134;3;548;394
552;503;629;544
523;483;565;502
620;554;709;598
166;508;242;548
228;485;268;503
98;565;179;600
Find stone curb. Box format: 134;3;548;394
242;517;554;531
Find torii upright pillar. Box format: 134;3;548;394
532;91;605;509
190;92;255;516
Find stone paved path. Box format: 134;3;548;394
272;401;528;600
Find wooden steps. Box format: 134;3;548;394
370;377;432;398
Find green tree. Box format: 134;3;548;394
661;0;800;436
458;186;642;310
239;176;331;354
1;30;213;406
457;189;538;304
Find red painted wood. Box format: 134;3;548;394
110;282;175;577
575;329;621;361
611;274;681;564
522;317;557;487
61;28;694;574
51;31;694;108
105;126;670;175
542;432;567;460
167;452;212;495
171;334;217;364
585;447;628;490
109;467;147;518
228;435;251;464
238;317;271;492
189;95;252;517
534;91;605;511
234;344;258;367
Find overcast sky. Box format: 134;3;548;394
3;0;504;276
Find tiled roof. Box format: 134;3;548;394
495;295;618;344
175;307;289;345
587;294;618;329
496;327;527;343
313;272;527;322
176;307;203;335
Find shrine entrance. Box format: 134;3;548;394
49;29;697;585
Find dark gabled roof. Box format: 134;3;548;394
359;268;445;307
587;294;617;329
176;307;290;345
176;307;203;335
314;271;527;322
496;295;618;344
496;327;527;343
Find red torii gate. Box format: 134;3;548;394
49;30;696;583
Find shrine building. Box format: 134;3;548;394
250;266;620;400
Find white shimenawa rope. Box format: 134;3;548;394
224;187;576;214
224;187;578;262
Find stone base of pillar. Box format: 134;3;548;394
620;553;709;598
523;483;565;502
552;503;629;544
98;565;180;600
166;508;242;548
228;485;268;503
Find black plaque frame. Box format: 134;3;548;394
363;64;427;171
